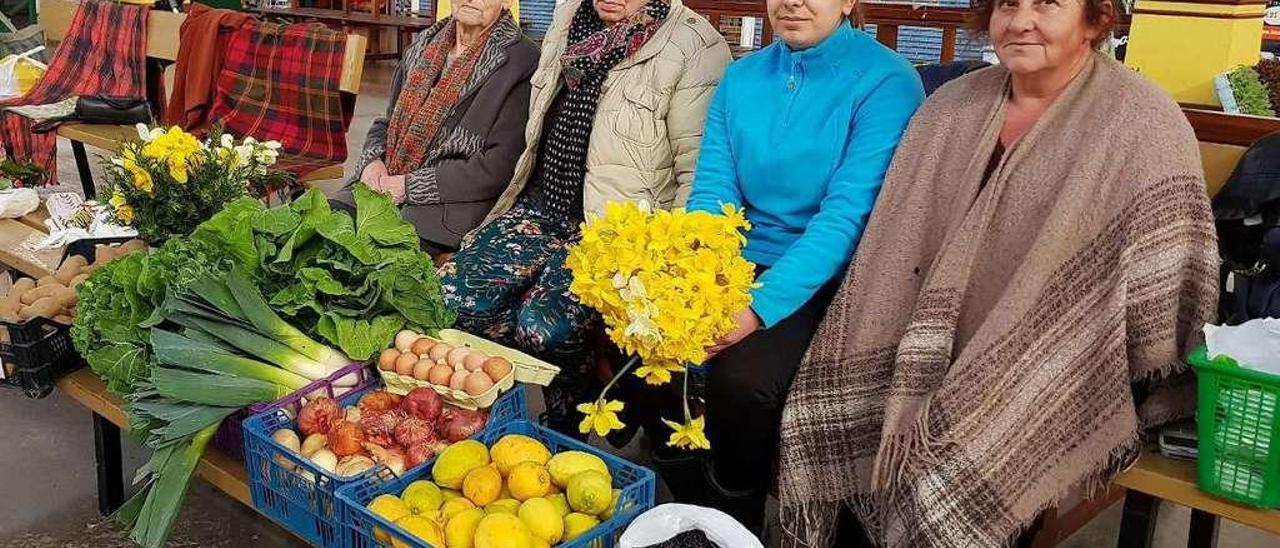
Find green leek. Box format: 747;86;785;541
150;329;312;391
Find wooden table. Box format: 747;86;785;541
0;206;60;279
1113;452;1280;547
55;369;252;513
255;6;433;60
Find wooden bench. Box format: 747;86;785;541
36;0;368;198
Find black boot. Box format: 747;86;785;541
651;448;709;506
703;462;766;537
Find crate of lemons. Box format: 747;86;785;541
344;423;652;548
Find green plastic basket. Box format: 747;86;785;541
1189;345;1280;508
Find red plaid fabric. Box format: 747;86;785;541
0;1;148;186
211;21;352;182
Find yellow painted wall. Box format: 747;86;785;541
1125;2;1264;106
435;0;520;24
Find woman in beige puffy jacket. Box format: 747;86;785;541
440;0;731;434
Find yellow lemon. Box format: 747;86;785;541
474;513;533;548
546;493;571;517
463;465;504;506
401;480;444;515
433;440;491;489
485;498;521;516
442;488;463;502
518;497;564;544
566;470;612;515
547;451;609;489
600;489;623;520
529;539;551;548
368;494;411;542
441;496;478;522
444;507;486;548
392;515;444;548
507;462;552;501
490;434;552;476
562;512;600;542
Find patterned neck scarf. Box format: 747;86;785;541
384;14;502;175
519;0;669;228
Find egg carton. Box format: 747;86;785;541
378;329;559;410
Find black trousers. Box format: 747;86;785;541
703;278;840;507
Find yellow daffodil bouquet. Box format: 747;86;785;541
566;201;757;450
101;124;289;243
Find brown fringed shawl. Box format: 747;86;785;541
777;54;1219;548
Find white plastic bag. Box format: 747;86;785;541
619;504;763;548
0;188;38;218
1204;319;1280;376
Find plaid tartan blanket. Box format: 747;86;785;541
211;20;353;186
0;0;148;186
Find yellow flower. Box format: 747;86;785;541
662;416;710;450
577;399;625;437
131;168;153;194
114;204;135;225
634;361;684;385
109;192;127;209
168;158;189;184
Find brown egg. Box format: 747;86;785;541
449;370;468;391
412;359;434;381
410;338;435;356
394;353;418;376
463;371;495;395
427;364;454;385
463;352;488;372
482;357;513;382
446;347;472;369
377;348;400;371
428;343;453;363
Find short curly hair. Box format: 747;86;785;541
967;0;1117;49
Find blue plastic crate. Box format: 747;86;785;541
244;385;529;548
336;419;656;548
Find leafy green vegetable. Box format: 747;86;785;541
192;183;454;359
71;238;233;396
1227;66;1277;117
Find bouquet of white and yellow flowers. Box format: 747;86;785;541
566;201;757;450
102;124;288;243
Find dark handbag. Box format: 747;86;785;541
30;95;153;133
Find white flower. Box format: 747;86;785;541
262;140;282;150
234;144;255;165
135;123;163;143
253;144;279;166
220;133;235;149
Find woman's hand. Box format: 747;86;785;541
376;174;407;204
706;307;761;359
360;159;388;185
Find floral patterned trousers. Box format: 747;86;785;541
438;208;599;434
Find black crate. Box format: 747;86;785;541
0;316;83;398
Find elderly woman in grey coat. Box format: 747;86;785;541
334;0;538;260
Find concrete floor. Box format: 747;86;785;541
5;62;1280;547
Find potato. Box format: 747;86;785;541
55;256;88;285
48;286;76;309
120;239;147;254
11;277;35;296
20;297;60;320
69;273;89;289
93;245;116;266
20;283;64;305
35;276;58;288
0;299;19;321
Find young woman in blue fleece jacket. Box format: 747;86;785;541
679;0;923;533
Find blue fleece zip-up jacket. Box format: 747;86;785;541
686;22;924;327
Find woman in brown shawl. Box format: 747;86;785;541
776;0;1219;546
